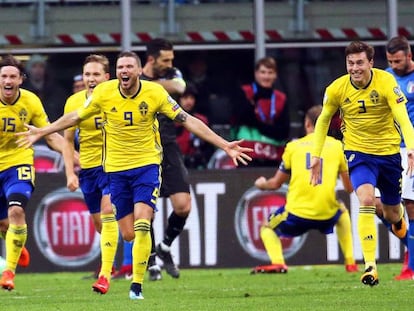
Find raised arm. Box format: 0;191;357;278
61;129;79;191
16;111;81;148
310;104;338;185
43;132;66;154
176;111;253;166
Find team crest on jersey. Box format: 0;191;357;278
19;108;28;122
370;90;379;104
139;101;149;116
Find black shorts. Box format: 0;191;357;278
160;142;190;197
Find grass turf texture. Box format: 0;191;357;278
1;264;413;311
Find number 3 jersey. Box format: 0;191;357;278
0;89;50;171
321;68;412;155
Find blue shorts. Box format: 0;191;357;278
79;166;110;214
268;206;342;237
108;164;160;221
0;165;34;220
344;151;402;205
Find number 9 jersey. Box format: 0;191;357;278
77;79;183;172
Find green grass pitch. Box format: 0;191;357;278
1;264;413;311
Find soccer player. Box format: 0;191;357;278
384;36;414;280
0;55;65;290
115;38;189;281
16;51;252;300
61;54;118;294
310;41;414;286
251;105;358;274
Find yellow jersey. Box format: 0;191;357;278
314;68;414;156
0;89;50;171
283;133;347;220
77;79;183;172
64;90;104;169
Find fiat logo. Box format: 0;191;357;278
33;188;100;267
234;186;307;261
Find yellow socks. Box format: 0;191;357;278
357;206;377;269
5;224;27;273
132;219;151;284
260;226;285;265
336;209;355;265
99;213;119;279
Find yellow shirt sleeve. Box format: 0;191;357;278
312;90;339;157
391;98;414;149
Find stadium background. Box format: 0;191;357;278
0;0;410;272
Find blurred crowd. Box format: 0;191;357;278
26;50;343;171
28;53;290;171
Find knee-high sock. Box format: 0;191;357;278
408;220;414;270
357;206;377;269
99;213;119;279
132;219;151;285
260;226;285;265
5;224;27;273
163;212;188;247
335;209;355;265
